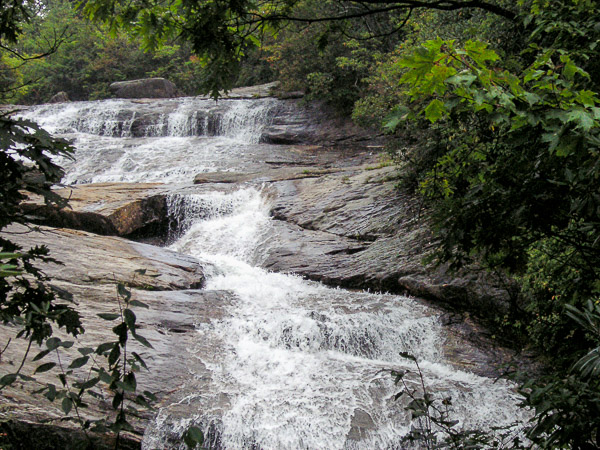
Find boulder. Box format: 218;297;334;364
0;224;226;447
109;78;177;99
49;91;69;103
20;183;169;238
263;164;514;318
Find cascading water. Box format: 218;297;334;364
20;96;530;448
19;98;278;184
148;188;527;449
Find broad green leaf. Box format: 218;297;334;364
523;92;542;106
117;283;132;301
69;356;89;369
108;344;121;366
133;333;153;349
96;341;116;355
46;337;62;351
424;99;446;123
33;349;51;362
123;308;136;331
34;362;57;374
75;377;100;390
445;73;477;87
62;397;72;415
566;108;595;131
98;313;120;321
0;373;17;387
78;347;95;356
464;40;499;65
576;90;597;107
132;352;149;371
130;299;149;309
184;426;204;448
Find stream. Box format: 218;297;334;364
20;97;529;449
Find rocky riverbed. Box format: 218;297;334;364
1;85;532;448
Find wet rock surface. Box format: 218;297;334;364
261;100;384;146
110;78;178;99
0;224;230;446
21;183;169;238
260;164;512;319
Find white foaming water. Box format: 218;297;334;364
157;189;528;449
17;97;277;184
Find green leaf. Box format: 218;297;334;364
108;344;121;366
62;396;73;415
96;368;114;384
33;349;51;362
78;347;95;356
97;313;120;321
96;342;116;355
523;92;542;106
566;108;595;131
143;390;157;402
0;252;22;259
576;90;597;107
112;390;124;409
424;99;446;123
129;299;149;309
46;337;62;351
123;308;136;331
399;352;417;362
0;373;17;387
464;40;499;65
116;373;137;392
17;374;36;382
76;377;100;391
44;384;57;401
69;356;89;369
133;333;153;349
34;362;57;374
446;73;477;87
132;352;149;371
117;283;132;301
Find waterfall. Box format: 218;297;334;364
144;189;528;449
20;95;530;448
17;98;278;184
19;97;277;141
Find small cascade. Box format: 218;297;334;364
142;189;530;449
19;97;277;141
18;97;279;184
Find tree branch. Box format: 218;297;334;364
249;0;516;24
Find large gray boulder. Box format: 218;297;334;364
109;78;177;99
49;91;69;103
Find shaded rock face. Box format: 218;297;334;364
21;183;169;238
110;78;177;99
261;99;383;146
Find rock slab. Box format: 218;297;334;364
110;78;177;99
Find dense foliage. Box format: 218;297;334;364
382;1;600;447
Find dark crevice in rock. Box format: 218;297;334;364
326;246;368;256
